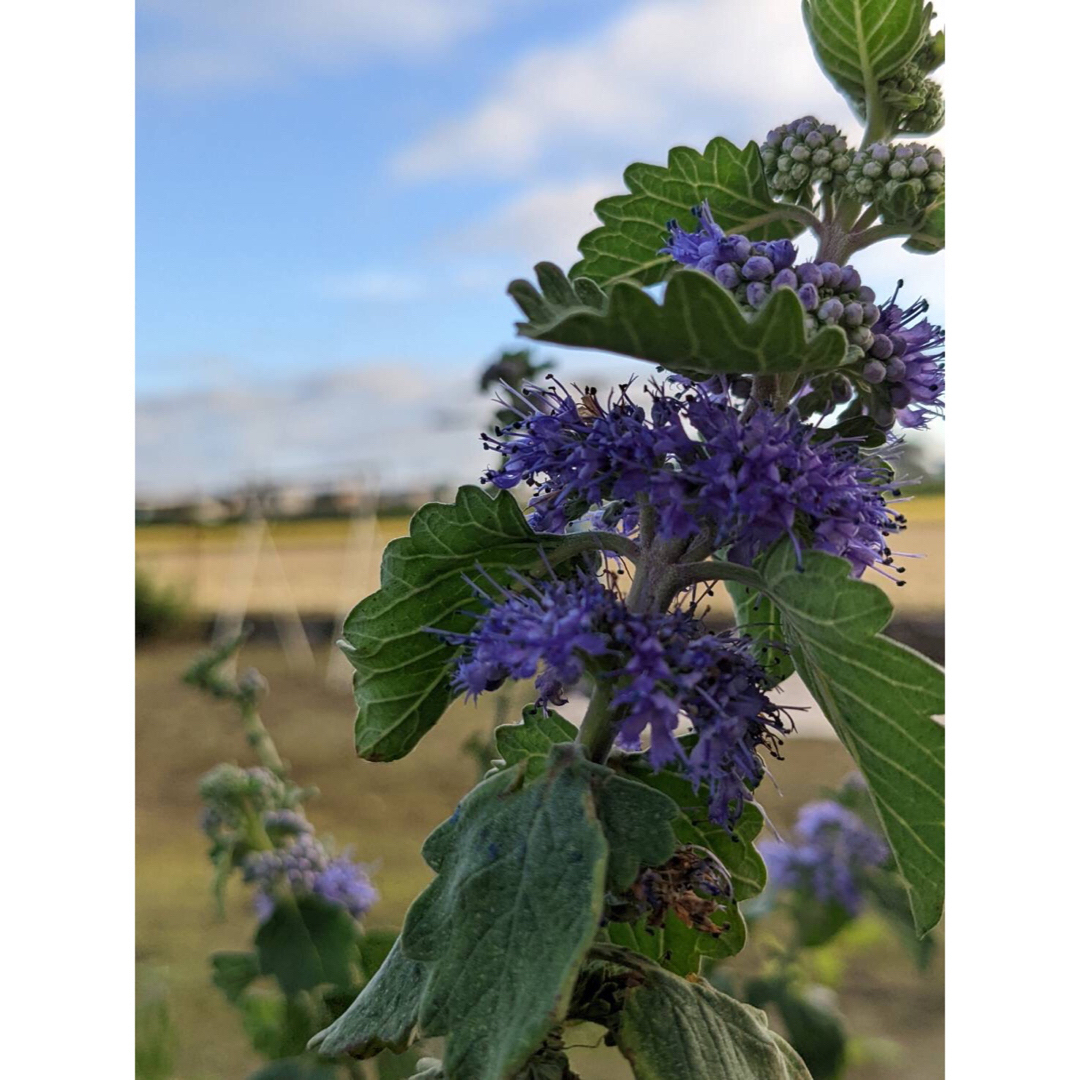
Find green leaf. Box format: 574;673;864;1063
756;541;944;935
747;979;847;1080
570;137;808;288
510;264;849;379
904;197;945;253
726;584;796;687
309;938;426;1059
613;965;812;1079
586;765;679;892
256;897;362;997
211;951;262;1004
403;748;607;1080
802;0;932;112
341;486;574;762
610;756;768;971
248;1056;341;1080
494;706;578;781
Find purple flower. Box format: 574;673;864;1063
865;292;945;428
759;798;889;914
484;380;903;579
439;571;790;830
441;569;612;706
314;856;379;920
242;835;377;922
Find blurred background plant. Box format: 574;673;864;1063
707;775;937;1079
183;633;421;1079
136;567;189;643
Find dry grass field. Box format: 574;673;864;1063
137;639;943;1080
135;493;944;621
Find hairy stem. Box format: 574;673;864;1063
547;529;641;565
663;559;766;595
576;676;617;763
239;702;286;777
847;220;914;255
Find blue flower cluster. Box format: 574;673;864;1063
759;797;889;914
484;379;903;578
661;203;882;357
243;832;378;923
866;293;945;429
440;569;790;830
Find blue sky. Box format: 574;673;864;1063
136;0;945;496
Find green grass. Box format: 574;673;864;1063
137;642;942;1079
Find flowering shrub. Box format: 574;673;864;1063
308;4;946;1078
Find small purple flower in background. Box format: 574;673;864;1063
242;833;377;922
313;856;379;920
759;797;889;914
483;378;905;579
439;570;791;830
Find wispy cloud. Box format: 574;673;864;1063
139;0;501;92
393;0;860;181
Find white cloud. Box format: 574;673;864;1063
464;177;618;267
139;0;500;92
394;0;859;180
396;0;949;181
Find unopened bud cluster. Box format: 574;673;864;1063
663;204;885;358
842;142;944;223
881;63;945;134
761;117;850;198
199;763;298;824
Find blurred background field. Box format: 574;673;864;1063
136;488;943;1080
135;492;943;621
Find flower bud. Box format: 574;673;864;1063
715;263;740;289
767;239;798;270
862;360;887;384
840;266;861;291
849;325;875;350
842;302;864;327
818;297;844;323
718;235;751;263
797;283;820;311
773;268;798;290
885;356;908;381
741;256;774;281
870;333;894;359
818;262;843;289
